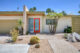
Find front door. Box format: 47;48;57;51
29;18;40;33
34;18;40;33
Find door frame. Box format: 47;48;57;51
34;18;40;33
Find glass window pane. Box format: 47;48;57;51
29;18;34;33
46;19;56;25
35;19;39;31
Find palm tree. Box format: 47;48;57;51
46;8;52;13
78;11;80;14
33;7;36;11
46;8;55;14
29;7;36;12
47;12;63;33
29;8;33;12
61;11;67;15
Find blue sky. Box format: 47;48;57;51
0;0;80;15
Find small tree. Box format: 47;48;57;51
47;12;63;33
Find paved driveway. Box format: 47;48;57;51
0;44;30;53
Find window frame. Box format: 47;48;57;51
46;19;56;25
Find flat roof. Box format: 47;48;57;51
27;11;45;15
0;11;80;17
45;15;80;17
0;11;23;14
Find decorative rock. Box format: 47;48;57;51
5;39;14;43
35;43;40;48
67;34;73;42
72;32;80;42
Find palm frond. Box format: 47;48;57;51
47;12;63;19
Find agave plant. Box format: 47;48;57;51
18;18;23;35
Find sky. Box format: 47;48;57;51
0;0;80;15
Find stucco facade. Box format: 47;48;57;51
27;16;44;33
0;6;74;34
43;16;72;33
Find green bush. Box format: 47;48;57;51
26;31;29;35
10;28;19;42
64;27;72;33
64;33;68;39
30;36;40;44
15;26;19;30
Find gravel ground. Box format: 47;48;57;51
0;36;54;53
28;39;53;53
0;36;30;44
0;34;79;52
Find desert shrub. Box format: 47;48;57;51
64;33;68;39
35;43;40;48
10;28;19;42
15;26;19;30
30;36;40;44
18;18;23;35
26;31;29;35
64;26;72;33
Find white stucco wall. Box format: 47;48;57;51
43;17;72;33
0;16;23;20
28;16;43;33
0;15;72;33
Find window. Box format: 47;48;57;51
46;19;56;25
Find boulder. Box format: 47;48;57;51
67;34;73;42
72;32;80;42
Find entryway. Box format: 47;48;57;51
28;18;40;33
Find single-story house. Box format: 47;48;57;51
0;6;80;34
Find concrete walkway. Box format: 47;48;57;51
0;44;30;53
48;37;80;53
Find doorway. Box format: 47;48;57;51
29;18;40;33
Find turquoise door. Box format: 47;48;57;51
29;18;34;33
28;18;40;33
